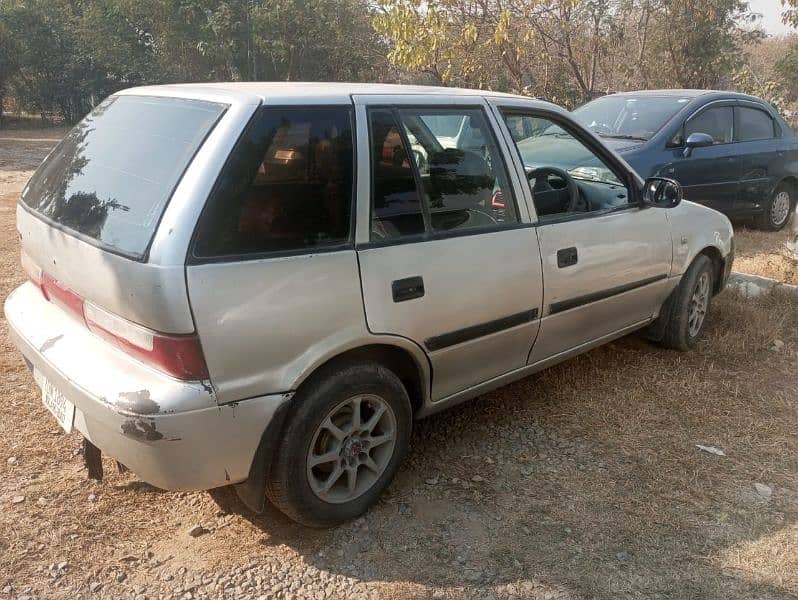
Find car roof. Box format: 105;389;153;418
117;81;540;107
602;89;770;104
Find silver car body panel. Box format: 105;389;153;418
528;206;675;362
188;251;370;404
5;283;286;490
5;82;735;493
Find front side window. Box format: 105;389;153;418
684;106;734;144
737;106;775;141
369;107;518;241
194;107;354;258
502;112;631;221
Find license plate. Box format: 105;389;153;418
34;370;74;433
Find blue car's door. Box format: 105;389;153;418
665;103;739;213
735;103;783;213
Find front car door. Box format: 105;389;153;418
488;99;676;364
353;94;543;401
666;101;738;213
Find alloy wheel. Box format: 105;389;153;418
688;272;710;338
771;190;791;228
306;394;397;504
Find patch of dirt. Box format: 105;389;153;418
1;129;797;599
734;225;798;285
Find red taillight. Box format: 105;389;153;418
41;273;86;321
85;312;209;380
21;253;209;381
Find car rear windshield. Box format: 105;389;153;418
573;95;692;140
21;95;226;259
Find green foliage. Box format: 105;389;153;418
0;0;388;122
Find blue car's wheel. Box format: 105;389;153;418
759;183;794;231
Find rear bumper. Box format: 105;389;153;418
4;282;290;491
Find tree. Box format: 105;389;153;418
0;18;19;121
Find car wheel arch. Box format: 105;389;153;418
292;343;429;415
233;340;429;514
774;176;798;205
697;246;726;295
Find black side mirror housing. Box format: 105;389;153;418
683;132;714;157
642;177;683;208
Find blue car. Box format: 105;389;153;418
570;90;798;230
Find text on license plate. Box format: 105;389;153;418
34;369;75;433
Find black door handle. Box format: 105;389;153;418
557;247;578;268
392;276;425;302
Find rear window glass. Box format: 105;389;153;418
21;95;226;259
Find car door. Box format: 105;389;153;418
735;102;783;213
353;95;543;401
488;100;676;363
665;102;738;213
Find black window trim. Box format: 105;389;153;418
187;103;358;266
734;103;778;143
362;103;523;249
496;106;641;226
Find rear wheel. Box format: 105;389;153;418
758;183;794;231
266;361;411;527
660;254;714;351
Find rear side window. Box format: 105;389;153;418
369;109;426;239
21;95;226;259
685;106;734;144
194;107;354;259
737;106;775;141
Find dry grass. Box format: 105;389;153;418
0;129;797;599
734;225;798;285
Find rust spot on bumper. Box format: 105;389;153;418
121;418;164;441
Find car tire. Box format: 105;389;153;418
660;254;714;351
266;361;412;527
758;182;794;231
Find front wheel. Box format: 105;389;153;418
660;254;714;351
266;361;412;527
758;183;794;231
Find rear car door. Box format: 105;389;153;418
735;102;784;213
489;100;675;363
667;103;738;212
353;95;543;401
186;105;366;404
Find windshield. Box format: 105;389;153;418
573;95;692;140
21;95;226;259
506;114;622;186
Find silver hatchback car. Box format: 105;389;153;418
5;83;734;526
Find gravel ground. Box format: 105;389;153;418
1;129;797;600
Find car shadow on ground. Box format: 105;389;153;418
204;325;798;599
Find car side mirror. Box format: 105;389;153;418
642;177;682;208
683;132;714;157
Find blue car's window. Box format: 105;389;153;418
737;107;775;142
573;95;691;141
685;106;734;145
